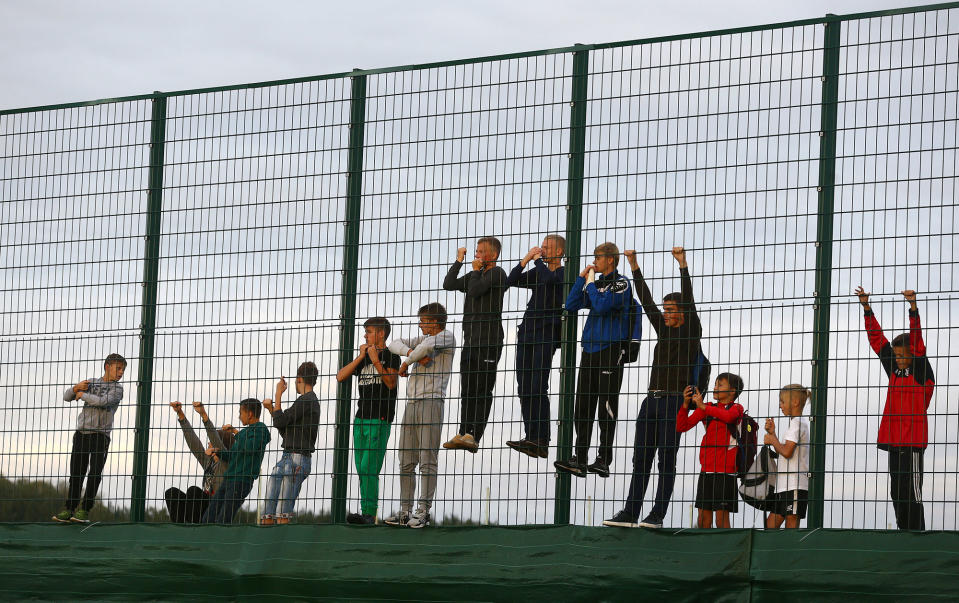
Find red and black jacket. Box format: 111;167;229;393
676;401;744;473
864;309;935;450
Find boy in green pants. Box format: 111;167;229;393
337;317;401;524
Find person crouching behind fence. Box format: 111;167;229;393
53;353;127;524
554;242;633;479
383;303;456;529
763;384;811;529
259;362;321;525
200;398;271;524
336;317;402;525
165;401;234;523
676;374;745;529
856;287;935;531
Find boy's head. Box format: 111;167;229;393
103;353;127;381
593;242;620;275
238;398;262;425
417;302;447;335
295;361;319;394
363;317;392;347
541;234;566;262
891;333;913;370
713;372;744;402
662;293;687;328
475;237;502;266
779;384;811;416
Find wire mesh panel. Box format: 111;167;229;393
829;8;959;530
0;101;151;518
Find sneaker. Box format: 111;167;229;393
587;458;610;478
259;514;275;526
276;514;291;525
603;510;639;528
638;515;663;528
383;510;411;526
71;509;90;523
347;512;376;525
460;433;478;453
52;509;73;523
506;439;547;459
554;456;587;478
407;510;430;529
442;434;465;450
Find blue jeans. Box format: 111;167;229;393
624;395;684;520
263;451;311;516
200;479;253;524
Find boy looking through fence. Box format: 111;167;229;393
856;287;934;531
261;362;321;525
384;303;456;528
764;384;811;529
442;237;507;453
53;353;127;524
505;234;566;458
554;242;634;479
605;246;701;529
337;317;401;524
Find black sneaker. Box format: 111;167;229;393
554;456;587;478
347;512;375;525
602;509;639;528
507;439;547;459
638;515;663;528
587;458;610;478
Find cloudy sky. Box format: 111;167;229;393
0;0;940;110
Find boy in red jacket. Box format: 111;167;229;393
856;287;935;530
676;373;745;528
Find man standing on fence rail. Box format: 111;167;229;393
442;237;507;453
504;235;567;459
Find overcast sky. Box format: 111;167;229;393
0;0;940;111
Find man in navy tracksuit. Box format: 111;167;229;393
505;235;567;459
554;242;634;478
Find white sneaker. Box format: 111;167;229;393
407;510;430;528
383;510;411;526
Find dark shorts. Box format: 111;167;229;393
770;489;808;519
695;473;739;512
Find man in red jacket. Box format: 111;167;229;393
856;287;935;530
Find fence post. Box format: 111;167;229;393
332;73;367;523
131;93;167;522
808;17;841;530
555;47;589;525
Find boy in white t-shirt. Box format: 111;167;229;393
763;384;811;528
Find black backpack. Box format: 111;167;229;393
729;412;760;479
739;445;779;511
690;348;711;395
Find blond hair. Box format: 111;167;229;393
594;242;620;267
780;384;811;410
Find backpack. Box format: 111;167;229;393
739;445;779;511
728;412;760;479
689;348;711;394
624;294;644;363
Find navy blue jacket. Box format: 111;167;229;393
564;270;633;353
506;259;565;345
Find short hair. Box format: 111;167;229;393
297;361;319;387
363;316;392;338
477;236;502;258
418;302;448;329
544;234;566;253
594;242;620;267
781;384;811;409
239;398;261;418
891;333;911;349
218;429;236;450
663;292;683;305
716;372;745;399
104;353;127;368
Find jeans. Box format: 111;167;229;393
201;479;253;524
263;451;312;517
624;395;684;519
516;340;559;444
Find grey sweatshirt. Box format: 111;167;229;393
388;329;456;401
178;417;227;494
62;378;124;436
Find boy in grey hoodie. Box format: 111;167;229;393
383;303;456;529
53;353;127;523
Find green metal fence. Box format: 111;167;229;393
1;3;957;529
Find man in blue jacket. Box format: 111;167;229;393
554;242;635;478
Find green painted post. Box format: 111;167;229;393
332;73;367;524
131;93;167;522
555;48;590;525
808;18;841;530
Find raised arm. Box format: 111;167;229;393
192;401;224;450
564;265;594;313
676;386;706;433
443;248;469;292
506;247;542;289
337;344;370;382
856;287;891;356
675;247;702;336
625;250;664;334
903;290;926;357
